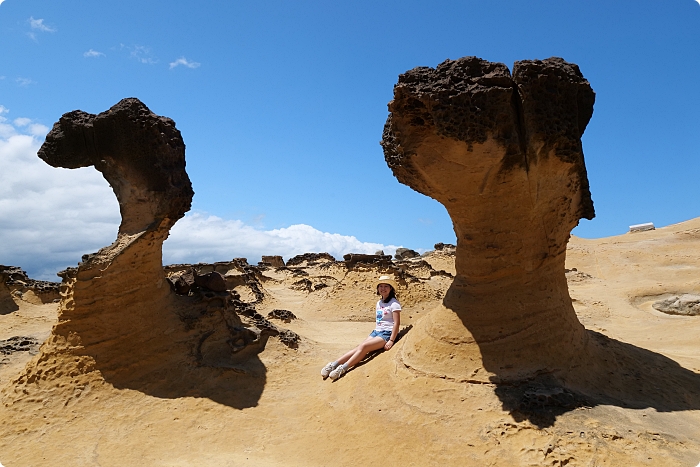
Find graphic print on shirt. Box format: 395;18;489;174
375;298;401;332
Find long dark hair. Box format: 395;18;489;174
378;286;396;303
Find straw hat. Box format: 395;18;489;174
374;275;398;292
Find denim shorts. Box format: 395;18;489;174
369;330;393;342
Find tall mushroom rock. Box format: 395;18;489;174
34;98;193;373
381;57;595;383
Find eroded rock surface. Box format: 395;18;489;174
382;57;595;382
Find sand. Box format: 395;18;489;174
1;218;699;466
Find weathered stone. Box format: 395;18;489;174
267;309;297;323
381;56;594;382
343;254;393;268
194;271;227;293
261;256;285;268
286;253;335;267
0;336;41;356
395;248;420;260
0;265;60;293
653;294;700;316
177;271;195;293
291;278;313;292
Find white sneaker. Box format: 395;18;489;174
321;361;338;378
329;364;347;380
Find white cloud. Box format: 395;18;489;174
0;130;120;281
163;213;399;265
29;17;56;33
83;49;105;58
0;115;400;280
16;77;34;87
29;123;49;137
0;105;8;115
10;117;48;136
129;45;157;64
169;57;201;70
0;123;15;138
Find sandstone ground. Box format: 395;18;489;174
1;218;699;466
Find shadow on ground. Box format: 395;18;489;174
57;292;269;410
493;330;700;428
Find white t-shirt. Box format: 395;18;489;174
375;297;401;332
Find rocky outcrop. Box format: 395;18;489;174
653;294;700;316
343;253;393;268
286;252;335;267
0;266;61;310
394;248;420;260
0;336;41;365
260;256;285;268
381;57;594;382
433;243;456;253
267;309;297;323
0;266;60;294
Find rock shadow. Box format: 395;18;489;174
93;347;268;410
61;290;273;410
486;330;700;428
0;286;19;315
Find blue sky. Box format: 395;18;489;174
1;0;699;279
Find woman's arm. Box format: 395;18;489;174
384;310;401;351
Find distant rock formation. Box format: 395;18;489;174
0;266;60;312
286;252;335;267
394;248;420;260
382;57;595;382
0;266;60;294
433;243;456;253
260;255;285;268
343;253;393;268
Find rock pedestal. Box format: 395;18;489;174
382;57;595;382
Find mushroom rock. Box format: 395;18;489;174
381;57;595;383
14;98;194;380
7;99;271;402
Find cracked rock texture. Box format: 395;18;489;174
382;56;595;382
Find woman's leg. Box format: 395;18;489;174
335;336;378;365
340;336;386;369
